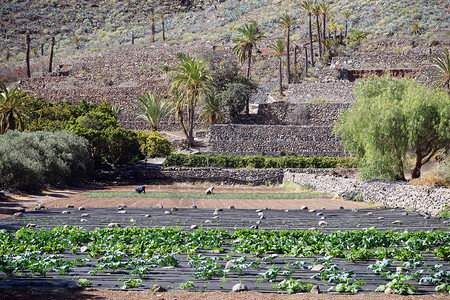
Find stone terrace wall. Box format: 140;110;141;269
98;166;285;185
331;51;430;70
285;81;355;103
257;102;351;126
284;172;450;216
209;125;345;156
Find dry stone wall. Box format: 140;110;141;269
209;124;345;156
284;172;450;216
285;81;355;103
256;102;351;126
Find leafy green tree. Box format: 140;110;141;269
0;81;32;134
431;48;450;94
135;93;173;131
217;83;253;122
170;53;212;147
277;13;295;84
137;131;173;158
232;22;265;80
334;75;450;180
67;109;141;168
269;39;286;96
300;0;315;66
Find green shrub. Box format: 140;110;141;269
162;154;355;169
0;130;91;192
135;131;173;158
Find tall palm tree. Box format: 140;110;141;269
312;3;322;61
341;11;351;41
135;93;173;131
431;48;450;94
232;22;265;79
269;39;286;96
300;0;315;67
159;12;166;40
0;81;31;134
149;13;156;42
277;13;295;84
170;54;212;147
320;1;333;45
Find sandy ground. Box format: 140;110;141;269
2;183;447;299
0;183;373;219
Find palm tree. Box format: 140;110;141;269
320;1;333;45
300;0;315;66
277;13;295;84
135;93;173;131
149;13;156;42
341;11;351;41
170;53;212;147
269;39;286;96
0;81;31;134
312;3;322;61
159;12;166;40
232;22;265;79
200;93;224;126
431;48;450;94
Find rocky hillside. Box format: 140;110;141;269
1;0;449;63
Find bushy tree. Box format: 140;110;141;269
217;83;253;122
137;131;174;158
0;130;91;191
67;109;142;168
334;75;450;181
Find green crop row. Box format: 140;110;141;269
162;154;356;169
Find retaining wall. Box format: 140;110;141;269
256;102;351;126
284;172;450;216
209;124;345;156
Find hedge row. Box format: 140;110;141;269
162;154;356;169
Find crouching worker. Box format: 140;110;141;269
205;186;214;195
135;185;147;193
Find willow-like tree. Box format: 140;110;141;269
232;22;265;79
334;75;450;181
269;39;286;96
170;54;212;147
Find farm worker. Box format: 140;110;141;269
135;185;147;193
205;186;214;195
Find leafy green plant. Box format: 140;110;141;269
77;278;92;287
368;259;392;274
121;278;142;289
273;279;313;294
375;273;417;295
328;279;364;293
179;281;195;289
258;265;281;282
434;246;450;261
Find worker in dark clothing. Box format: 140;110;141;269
135;185;147;193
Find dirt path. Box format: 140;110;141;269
0;183;373;219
